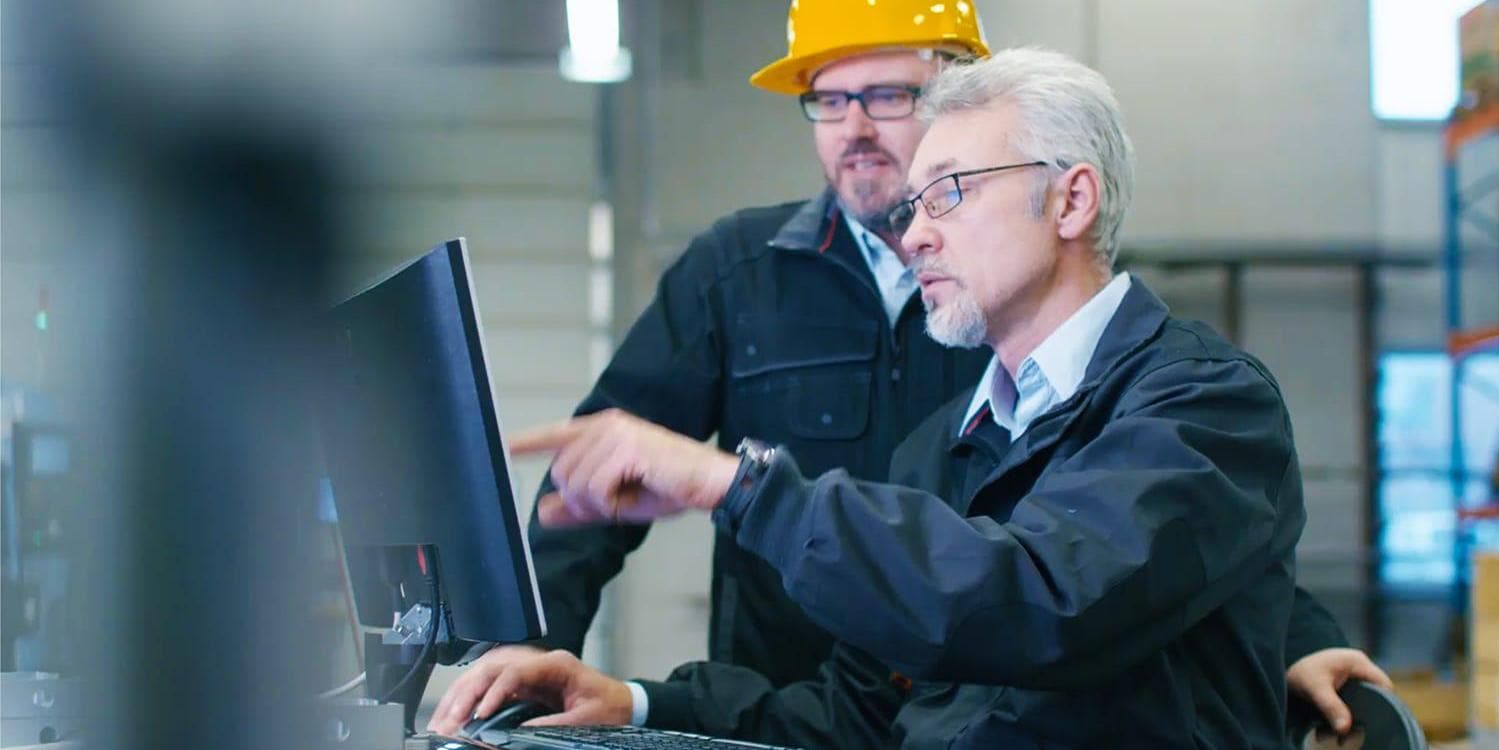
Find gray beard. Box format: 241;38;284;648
924;292;987;349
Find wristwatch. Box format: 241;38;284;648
732;438;776;493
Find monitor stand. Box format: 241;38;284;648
324;544;488;744
365;601;445;734
316;601;451;750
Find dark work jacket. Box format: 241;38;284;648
526;190;991;680
644;281;1308;749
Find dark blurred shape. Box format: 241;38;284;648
4;1;387;748
86;113;336;750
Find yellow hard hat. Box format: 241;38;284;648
750;0;991;95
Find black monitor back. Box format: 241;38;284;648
318;238;545;645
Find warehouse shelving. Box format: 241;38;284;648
1443;103;1499;622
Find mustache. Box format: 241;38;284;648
839;138;898;165
910;257;956;277
910;257;968;289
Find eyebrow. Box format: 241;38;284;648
809;80;921;92
906;158;959;193
925;158;959;179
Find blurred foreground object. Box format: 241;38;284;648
0;2;473;747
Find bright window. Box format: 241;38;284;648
1377;351;1499;588
1369;0;1485;121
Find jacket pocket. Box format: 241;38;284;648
784;369;872;440
728;314;878;377
728;315;878;441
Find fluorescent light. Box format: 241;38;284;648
560;0;632;83
1369;0;1484;121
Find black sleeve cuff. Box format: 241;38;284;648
711;448;815;575
635;679;698;731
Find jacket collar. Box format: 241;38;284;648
769;188;840;252
942;279;1172;455
1076;278;1171;391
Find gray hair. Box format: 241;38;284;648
919;47;1136;265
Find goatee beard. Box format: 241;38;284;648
925;294;987;349
842;179;897;236
852;203;896;237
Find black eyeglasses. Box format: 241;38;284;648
798;85;922;122
888;161;1050;236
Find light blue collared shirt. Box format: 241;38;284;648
960;273;1133;439
843;213;917;326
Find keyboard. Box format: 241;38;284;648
490;725;801;750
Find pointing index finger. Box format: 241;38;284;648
507;418;590;455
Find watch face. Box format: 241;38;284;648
739;439;772;464
754;443;774;463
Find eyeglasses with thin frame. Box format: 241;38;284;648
798;85;922;122
888;161;1050;236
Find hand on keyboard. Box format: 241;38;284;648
427;648;634;734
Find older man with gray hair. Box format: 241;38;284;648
457;48;1324;749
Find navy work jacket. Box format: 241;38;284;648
670;281;1307;749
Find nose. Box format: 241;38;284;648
899;209;939;265
837;98;878;140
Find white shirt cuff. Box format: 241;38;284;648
624;680;649;727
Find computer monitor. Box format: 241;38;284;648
317;238;546;679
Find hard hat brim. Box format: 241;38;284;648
749;39;990;95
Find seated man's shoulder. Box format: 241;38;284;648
1125;317;1286;403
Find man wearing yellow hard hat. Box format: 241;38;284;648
431;1;1384;745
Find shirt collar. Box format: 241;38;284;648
958;272;1134;436
1029;271;1133;402
841;211;890;263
